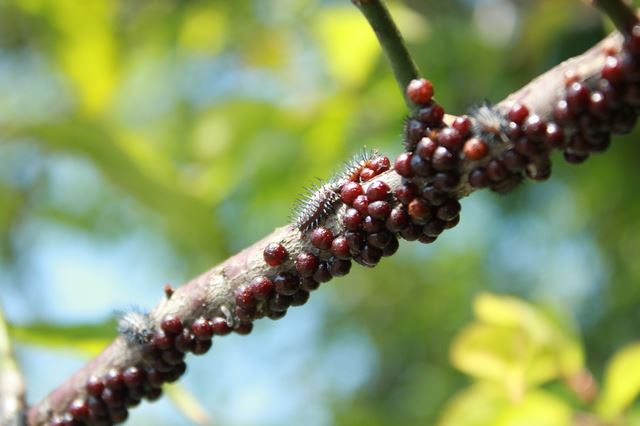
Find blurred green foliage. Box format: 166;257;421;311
440;293;640;425
1;0;640;425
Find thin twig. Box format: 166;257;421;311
352;0;421;113
589;0;638;32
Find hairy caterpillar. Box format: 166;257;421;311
117;308;154;345
469;102;509;143
292;150;382;233
339;149;378;183
292;180;341;233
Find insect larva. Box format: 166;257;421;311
339;149;378;184
117;308;154;346
469;102;508;143
291;150;383;233
292;180;341;233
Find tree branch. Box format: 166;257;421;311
27;27;638;425
352;0;421;113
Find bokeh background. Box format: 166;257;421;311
1;0;640;425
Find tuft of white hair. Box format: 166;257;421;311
117;309;154;346
469;102;508;142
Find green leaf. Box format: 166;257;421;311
498;389;573;426
49;0;121;114
474;293;553;344
597;342;640;419
451;293;585;397
8;320;116;357
437;383;506;426
450;323;556;399
474;293;584;376
437;383;572;426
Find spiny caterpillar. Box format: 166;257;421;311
117;308;154;345
468;102;508;143
292;150;383;233
339;149;378;184
292;180;341;233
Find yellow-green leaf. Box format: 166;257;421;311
450;323;556;398
497;390;573;426
437;382;506;426
451;293;586;395
474;293;584;376
437;383;572;426
474;293;552;345
51;0;120;114
8;321;115;357
597;342;640;419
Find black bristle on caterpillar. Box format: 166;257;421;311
402;116;412;149
468;101;509;143
117;308;154;345
292;180;341;233
291;149;381;233
339;148;377;184
402;116;425;151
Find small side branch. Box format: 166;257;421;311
590;0;639;32
352;0;421;112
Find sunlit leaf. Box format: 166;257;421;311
498;389;573;426
437;383;572;426
450;323;556;398
451;293;586;398
164;383;210;426
437;382;506;426
50;0;120;114
597;342;640;419
474;293;584;376
474;293;552;344
314;6;380;88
